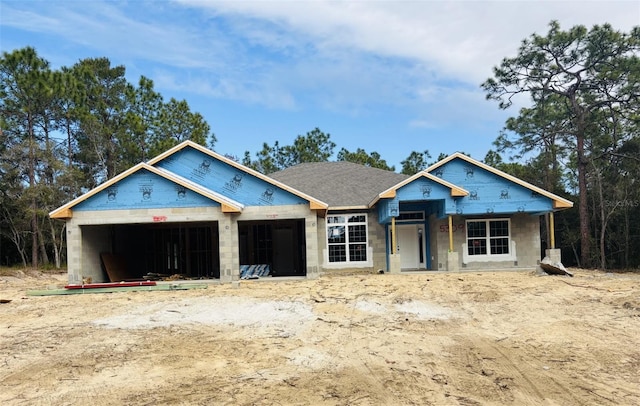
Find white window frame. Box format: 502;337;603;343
396;210;425;223
463;218;515;263
325;213;370;266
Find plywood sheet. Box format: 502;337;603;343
100;253;129;282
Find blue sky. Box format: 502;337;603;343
1;0;638;170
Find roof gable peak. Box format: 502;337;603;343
427;152;573;210
147;141;328;210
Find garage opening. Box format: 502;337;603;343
238;219;306;277
142;222;220;279
91;222;220;281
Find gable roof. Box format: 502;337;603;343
271;161;409;209
49;163;244;219
427;152;573;210
371;171;468;206
147;141;328;210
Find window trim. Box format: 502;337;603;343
396;211;425;222
325;213;370;265
465;218;512;260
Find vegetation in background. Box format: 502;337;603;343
483;21;640;269
2;20;639;270
0;47;215;268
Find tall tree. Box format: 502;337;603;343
150;97;215;158
337;147;394;171
400;150;431;175
0;47;58;267
482;21;640;267
0;48;217;268
122;76;163;164
243;128;335;174
71;57;129;185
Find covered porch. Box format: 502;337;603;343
374;171;466;273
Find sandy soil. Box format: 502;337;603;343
1;268;639;406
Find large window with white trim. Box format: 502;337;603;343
327;214;368;263
466;219;510;256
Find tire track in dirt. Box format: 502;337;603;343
441;280;584;405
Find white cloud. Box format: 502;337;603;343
3;0;637;127
177;0;640;85
1;1;226;69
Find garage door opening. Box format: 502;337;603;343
143;222;220;279
89;222;220;281
238;219;306;277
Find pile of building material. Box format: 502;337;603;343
539;256;573;277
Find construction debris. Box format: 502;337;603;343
539;257;573;277
26;283;208;296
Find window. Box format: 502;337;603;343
466;219;510;256
327;214;367;263
397;211;425;222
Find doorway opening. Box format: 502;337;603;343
238;219;306;277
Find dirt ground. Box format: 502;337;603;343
1;268;639;406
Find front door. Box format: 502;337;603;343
396;224;426;270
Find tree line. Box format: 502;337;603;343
1;21;639;270
0;47;214;268
483;21;640;269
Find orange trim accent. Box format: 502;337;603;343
553;200;573;209
379;190;397;199
451;187;467;197
51;208;73;219
221;203;241;213
310;201;327;210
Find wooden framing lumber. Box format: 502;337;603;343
26;283;208;296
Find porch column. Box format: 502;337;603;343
391;216;397;254
543;211;562;266
446;215;459;272
448;215;454;252
549;212;556;249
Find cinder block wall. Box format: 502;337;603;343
218;215;236;282
316;215;327;269
369;210;388;271
65;221;83;284
432;213;541;271
318;209;381;273
509;213;541;268
67;205;319;283
429;214;443;270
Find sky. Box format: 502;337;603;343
1;0;639;171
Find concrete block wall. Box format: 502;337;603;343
432;214;465;270
65;222;84;284
317;209;380;272
429;215;444;270
80;225;112;283
316;215;327;269
305;215;319;278
510;213;541;268
369;210;388;272
218;215;236;283
432;213;541;271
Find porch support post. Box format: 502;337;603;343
448;215;454;252
542;211;562;270
549;212;556;249
391;216;397;254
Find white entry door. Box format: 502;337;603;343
396;225;425;270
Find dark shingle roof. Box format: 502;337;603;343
270;162;409;208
